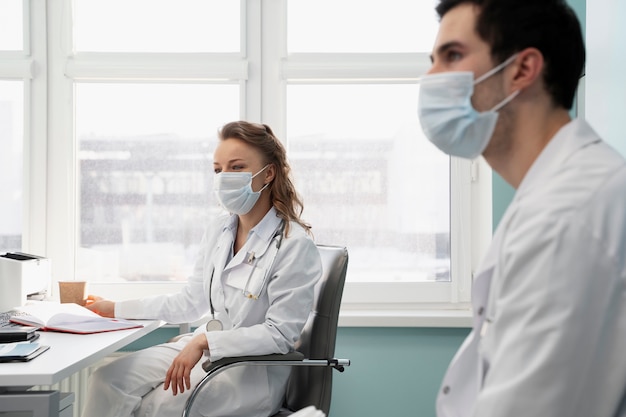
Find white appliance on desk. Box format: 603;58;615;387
0;252;51;312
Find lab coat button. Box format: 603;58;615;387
477;306;484;316
442;385;450;395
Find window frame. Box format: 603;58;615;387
0;1;47;257
28;0;491;327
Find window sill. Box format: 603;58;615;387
87;282;474;328
338;308;473;328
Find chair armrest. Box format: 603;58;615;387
203;351;305;372
203;353;350;373
183;355;350;417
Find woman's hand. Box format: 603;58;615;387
164;334;208;396
84;295;115;318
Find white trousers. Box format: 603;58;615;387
82;336;286;417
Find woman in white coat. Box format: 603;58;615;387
82;121;323;417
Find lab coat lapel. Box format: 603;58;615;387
475;197;517;325
437;196;515;416
211;230;234;289
225;234;275;289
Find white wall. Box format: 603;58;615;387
586;0;626;157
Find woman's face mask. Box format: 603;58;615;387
417;54;519;159
213;165;270;215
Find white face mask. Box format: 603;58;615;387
213;165;270;215
417;54;519;159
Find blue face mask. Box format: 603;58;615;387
417;54;519;159
213;165;270;215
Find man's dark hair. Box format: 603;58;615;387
435;0;585;110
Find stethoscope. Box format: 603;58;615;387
205;220;285;332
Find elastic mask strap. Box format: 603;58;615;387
252;164;271;193
252;164;270;179
490;90;520;112
257;182;271;193
474;54;519;85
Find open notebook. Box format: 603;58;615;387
10;302;143;334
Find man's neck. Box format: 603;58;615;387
485;106;572;189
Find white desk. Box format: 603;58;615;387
0;320;164;415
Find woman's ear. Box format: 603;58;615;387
264;164;276;184
509;47;544;91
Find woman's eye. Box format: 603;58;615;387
214;168;222;174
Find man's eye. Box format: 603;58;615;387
447;51;463;62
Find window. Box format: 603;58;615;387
74;0;240;53
288;0;438;53
0;81;23;252
76;83;239;282
0;0;23;51
287;84;450;283
12;0;491;325
60;1;243;286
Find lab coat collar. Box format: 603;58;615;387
473;120;600;288
515;119;601;200
472;119;600;316
223;207;283;272
248;207;283;243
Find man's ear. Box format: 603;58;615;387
509;47;544;91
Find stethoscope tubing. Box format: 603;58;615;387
208;220;285;319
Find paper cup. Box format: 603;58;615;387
58;281;88;305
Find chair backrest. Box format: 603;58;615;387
282;245;349;414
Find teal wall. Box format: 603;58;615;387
123;326;470;417
330;327;469;417
121;2;589;416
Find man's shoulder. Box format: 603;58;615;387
525;134;625;211
506;138;626;244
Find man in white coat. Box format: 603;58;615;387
417;0;626;416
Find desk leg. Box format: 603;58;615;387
0;390;59;417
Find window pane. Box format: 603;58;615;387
74;0;240;52
288;0;439;53
0;81;24;252
287;84;450;282
76;83;239;282
0;0;23;50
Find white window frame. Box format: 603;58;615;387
32;0;491;327
0;1;47;258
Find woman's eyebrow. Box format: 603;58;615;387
214;158;246;165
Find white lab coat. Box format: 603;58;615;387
82;207;322;417
437;119;626;417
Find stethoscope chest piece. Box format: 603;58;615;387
205;319;223;332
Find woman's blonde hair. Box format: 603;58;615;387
218;121;311;236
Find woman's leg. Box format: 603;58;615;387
134;357;207;417
81;343;183;417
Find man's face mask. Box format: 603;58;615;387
417;54;519;159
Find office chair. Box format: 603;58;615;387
182;244;350;417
